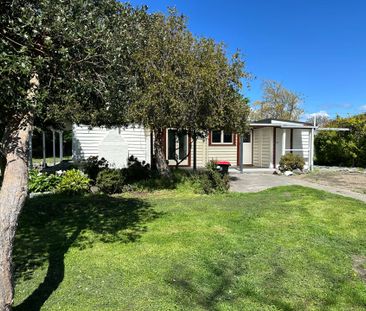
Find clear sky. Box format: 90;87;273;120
128;0;366;119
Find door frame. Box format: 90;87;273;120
165;129;191;167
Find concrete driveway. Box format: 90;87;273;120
230;171;366;203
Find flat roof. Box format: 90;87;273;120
251;118;313;126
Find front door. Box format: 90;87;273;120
242;130;252;165
166;129;190;166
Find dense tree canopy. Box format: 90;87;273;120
129;10;250;173
0;0;147;130
250;80;304;121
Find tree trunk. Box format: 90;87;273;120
153;129;171;178
193;131;197;171
0;154;5;184
0;113;33;311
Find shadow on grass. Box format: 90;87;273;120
167;252;295;311
13;193;160;311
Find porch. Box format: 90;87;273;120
239;119;317;171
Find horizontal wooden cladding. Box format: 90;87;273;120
72;125;150;163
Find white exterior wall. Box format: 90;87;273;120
252;128;273;168
195;138;207;168
72;125;151;168
207;142;237;165
292;129;311;169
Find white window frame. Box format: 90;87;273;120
210;130;234;145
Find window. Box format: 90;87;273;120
168;129;188;160
242;131;251;143
211;130;221;143
223;132;233;143
210;130;234;144
168;129;176;160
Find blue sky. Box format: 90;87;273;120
128;0;366;119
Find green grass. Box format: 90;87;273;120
13;186;366;310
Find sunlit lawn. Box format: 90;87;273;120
13;186;366;310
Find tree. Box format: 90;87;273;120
306;111;330;127
251;80;304;121
0;1;146;309
130;11;250;174
315;114;366;167
129;11;193;176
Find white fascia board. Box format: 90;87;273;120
250;123;316;129
249;123;276;127
280;125;317;129
316;128;350;131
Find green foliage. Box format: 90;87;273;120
123;156;152;183
129;9;250;174
315;114;366;167
279;153;305;172
251;80;304;121
131;10;250;133
184;162;230;195
28;169;61;193
0;0;148;130
206;160;218;171
81;156;109;182
197;170;230;194
55;169;90;195
96;169;125;194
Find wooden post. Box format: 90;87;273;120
29;130;33;169
239;135;243;174
193;131;197;171
52;130;56;166
310;128;315;171
42;130;46;168
59;131;63;162
281;129;286;156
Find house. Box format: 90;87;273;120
72;119;316;170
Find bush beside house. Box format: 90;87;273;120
29;156;230;196
315;114;366;167
279;153;305;172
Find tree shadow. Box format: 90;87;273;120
13;193;160;311
167;251;295;311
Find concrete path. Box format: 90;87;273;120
230;172;366;203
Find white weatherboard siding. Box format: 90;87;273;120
195;138;207;168
253;128;273;168
73;125;150;168
207;144;237;164
292;129;310;168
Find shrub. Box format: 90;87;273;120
123;155;152;183
96;169;125;194
198;170;230;194
81;156;109;182
56;169;90;195
279;153;305;172
190;162;230;195
29;169;62;193
314;114;366;167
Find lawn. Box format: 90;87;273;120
13;186;366;310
